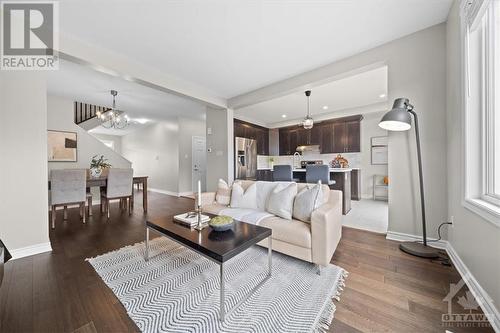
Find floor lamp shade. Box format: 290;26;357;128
379;98;412;131
378;98;439;259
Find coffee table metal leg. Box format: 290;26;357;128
145;227;149;261
220;262;225;322
268;236;272;276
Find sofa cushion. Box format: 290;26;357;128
202;203;227;215
266;183;297;220
259;216;311;249
215;179;231;205
293;182;323;223
255;181;294;211
230;182;257;209
219;208;273;225
297;182;330;204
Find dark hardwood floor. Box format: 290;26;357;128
0;192;493;333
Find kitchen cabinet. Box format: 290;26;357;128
320;123;334;154
256;169;273;181
345;120;361;153
351;169;361;200
289;129;298;154
256;128;269;155
277;115;362;155
279;128;291;155
332;122;347;153
234;119;269;155
331;171;352;214
320;115;363;154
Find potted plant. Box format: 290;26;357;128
90;155;112;178
269;157;275;168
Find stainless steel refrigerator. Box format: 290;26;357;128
235;137;257;180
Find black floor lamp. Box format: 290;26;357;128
379;98;439;258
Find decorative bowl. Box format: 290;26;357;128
209;215;234;232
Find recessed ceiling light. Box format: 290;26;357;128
322;106;328;110
282;114;287;118
379;94;386;98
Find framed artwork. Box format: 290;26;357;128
371;136;388;165
47;130;78;162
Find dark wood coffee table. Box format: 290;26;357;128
145;214;272;322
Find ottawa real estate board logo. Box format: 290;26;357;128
1;1;59;70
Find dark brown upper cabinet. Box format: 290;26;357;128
332;122;347;153
320;122;335;154
234;119;269;155
345;119;361;153
277;115;363;155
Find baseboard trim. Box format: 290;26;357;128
385;231;447;249
149;188;186;197
386;231;499;331
10;242;52;260
445;242;500;332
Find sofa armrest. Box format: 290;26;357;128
197;192;216;208
310;190;343;266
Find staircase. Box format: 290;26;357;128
74;101;110;131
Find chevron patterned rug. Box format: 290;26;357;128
87;237;347;333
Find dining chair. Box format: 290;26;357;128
306;165;336;185
50;169;87;229
101;168;134;219
273;165;293;181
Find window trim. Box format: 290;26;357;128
461;0;500;227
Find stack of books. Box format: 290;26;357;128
174;212;210;228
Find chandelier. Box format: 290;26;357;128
302;90;313;129
96;90;129;129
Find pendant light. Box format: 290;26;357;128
302;90;313;129
96;90;129;129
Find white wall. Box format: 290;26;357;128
121;121;180;194
178;117;206;193
446;1;500;314
0;72;50;253
90;133;122;154
359;111;389;198
47;95;131;172
206;107;233;191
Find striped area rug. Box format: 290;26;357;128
87;237;347;333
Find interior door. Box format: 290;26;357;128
192;136;207;192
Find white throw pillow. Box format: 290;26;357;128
230;182;257;209
215;179;231;205
293;181;324;223
266;183;297;220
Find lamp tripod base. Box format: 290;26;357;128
399;242;439;258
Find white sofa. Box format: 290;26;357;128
200;180;343;267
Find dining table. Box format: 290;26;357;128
48;175;149;213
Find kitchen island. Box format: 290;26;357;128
292;168;351;214
255;167;352;215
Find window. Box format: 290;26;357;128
462;0;500;225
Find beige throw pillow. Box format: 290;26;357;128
293;181;324;223
215;179;231;205
266;183;297;220
230;182;257;209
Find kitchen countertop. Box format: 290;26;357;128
293;168;352;172
257;167;352;172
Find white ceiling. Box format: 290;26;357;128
59;0;453;99
47;59;206;136
235;66;388;127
